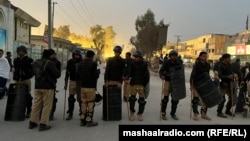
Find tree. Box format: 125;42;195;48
53;25;70;39
104;26;116;55
90;24;116;57
135;9;156;32
69;33;94;47
90;24;105;57
131;9;168;57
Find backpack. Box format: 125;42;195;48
33;59;49;82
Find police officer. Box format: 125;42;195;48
13;45;34;118
77;50;99;127
64;49;83;120
104;45;125;88
159;50;184;120
190;51;211;121
128;51;149;121
48;49;61;120
29;49;61;131
123;52;133;102
217;53;237;118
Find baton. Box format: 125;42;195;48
190;81;194;120
160;80;164;120
63;89;67;120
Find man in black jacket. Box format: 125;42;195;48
190;51;212;121
128;51;149;121
13;45;34;118
217;53;237;118
29;49;61;131
104;46;125;87
159;50;185;120
48;49;61;120
64;49;83;120
77;50;99;127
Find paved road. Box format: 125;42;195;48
0;65;249;141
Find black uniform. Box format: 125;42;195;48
64;56;82;120
190;58;211;118
13;55;34;118
104;56;125;83
218;61;236;117
128;56;149;121
159;58;184;120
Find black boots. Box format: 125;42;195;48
86;121;98;127
29;121;38;129
80;112;98;127
26;94;33;118
80;119;86;126
170;100;179;120
50;94;58;121
66;113;73;120
39;124;51;131
29;122;51;131
161;113;167;120
192;97;199;121
161;96;169;120
66;95;76;120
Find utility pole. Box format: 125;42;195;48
48;0;52;49
246;14;249;30
52;1;57;30
175;35;182;52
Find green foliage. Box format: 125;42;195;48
131;9;168;57
131;9;158;56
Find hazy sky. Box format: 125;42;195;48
10;0;250;46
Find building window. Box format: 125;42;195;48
203;38;206;43
20;21;28;29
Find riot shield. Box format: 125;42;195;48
195;72;223;108
169;65;186;101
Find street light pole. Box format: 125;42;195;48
52;1;57;30
175;35;182;52
48;0;52;49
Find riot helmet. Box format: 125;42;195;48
133;50;142;58
72;49;81;55
16;45;27;54
169;50;178;57
113;46;122;53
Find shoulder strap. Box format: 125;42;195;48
43;60;49;71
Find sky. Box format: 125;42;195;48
10;0;250;47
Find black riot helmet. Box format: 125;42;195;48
133;50;142;58
113;45;122;53
72;49;81;55
16;45;27;54
169;50;178;57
